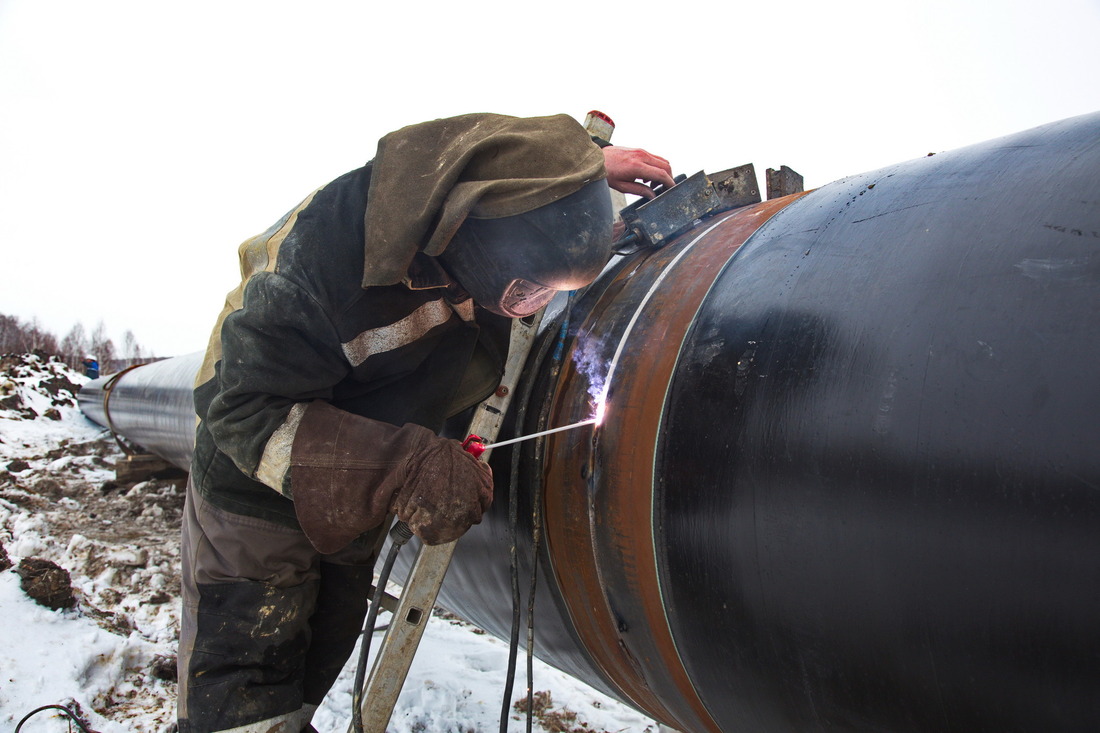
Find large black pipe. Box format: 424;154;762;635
81;112;1100;732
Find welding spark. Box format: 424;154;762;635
592;386;608;424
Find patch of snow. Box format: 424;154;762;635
0;574;171;732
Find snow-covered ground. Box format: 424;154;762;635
0;353;658;732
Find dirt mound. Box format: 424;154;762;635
0;352;181;729
15;556;76;609
0;352;84;419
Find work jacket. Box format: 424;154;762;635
191;163;510;528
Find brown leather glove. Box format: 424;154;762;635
290;400;493;553
390;438;493;545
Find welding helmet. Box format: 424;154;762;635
439;179;614;318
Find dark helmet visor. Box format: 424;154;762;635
439;179;614;317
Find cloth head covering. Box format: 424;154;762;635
362;113;606;288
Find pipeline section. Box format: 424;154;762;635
81;112;1100;732
78;351;202;470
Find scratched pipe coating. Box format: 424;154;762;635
80;113;1100;732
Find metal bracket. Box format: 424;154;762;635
615;164;760;254
766;165;805;199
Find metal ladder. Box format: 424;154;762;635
349;310;545;732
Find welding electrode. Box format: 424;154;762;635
462;418;598;458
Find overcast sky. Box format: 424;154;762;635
2;0;1098;357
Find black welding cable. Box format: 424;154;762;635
352;520;414;733
498;303;572;733
525;300;573;733
499;446;523;733
524;433;548;733
15;704;92;732
498;349;540;730
525;484;541;733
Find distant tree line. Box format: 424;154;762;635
0;312;157;373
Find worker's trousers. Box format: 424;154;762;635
177;476;387;733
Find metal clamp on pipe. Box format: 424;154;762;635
613;165;761;255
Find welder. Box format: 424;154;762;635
176;112;673;733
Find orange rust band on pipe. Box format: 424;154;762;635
543;192;809;732
100;363;147;456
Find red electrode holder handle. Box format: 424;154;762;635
462;434;487;459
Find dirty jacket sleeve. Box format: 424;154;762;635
190;165;497;529
204;268;350;496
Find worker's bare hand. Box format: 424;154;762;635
603;146;675;199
